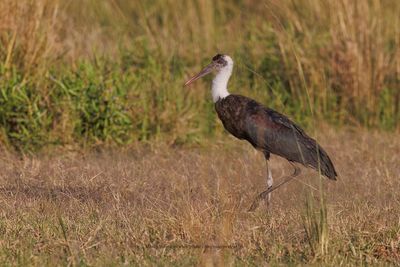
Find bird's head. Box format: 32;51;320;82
184;54;233;86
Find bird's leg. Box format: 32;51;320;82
266;160;273;206
248;162;301;212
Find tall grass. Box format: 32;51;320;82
0;0;399;151
302;193;329;259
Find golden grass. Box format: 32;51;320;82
0;128;399;265
0;0;62;75
268;0;400;126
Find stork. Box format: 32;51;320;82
184;54;337;211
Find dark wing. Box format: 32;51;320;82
244;102;337;180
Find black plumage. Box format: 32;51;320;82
215;94;337;180
184;54;337;210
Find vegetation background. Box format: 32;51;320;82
0;0;399;152
0;0;399;266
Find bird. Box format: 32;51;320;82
184;54;337;211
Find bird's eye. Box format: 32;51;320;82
217;59;227;66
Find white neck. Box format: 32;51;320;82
212;66;232;102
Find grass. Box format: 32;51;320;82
0;0;399;151
0;129;399;265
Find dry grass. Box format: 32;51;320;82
267;0;400;126
0;128;399;265
0;0;62;75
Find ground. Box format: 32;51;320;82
0;128;399;266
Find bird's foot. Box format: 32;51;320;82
248;189;270;212
248;163;301;212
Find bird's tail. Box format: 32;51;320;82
316;146;337;180
306;144;337;180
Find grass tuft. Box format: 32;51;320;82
302;193;329;260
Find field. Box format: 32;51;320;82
0;0;400;266
0;129;399;265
